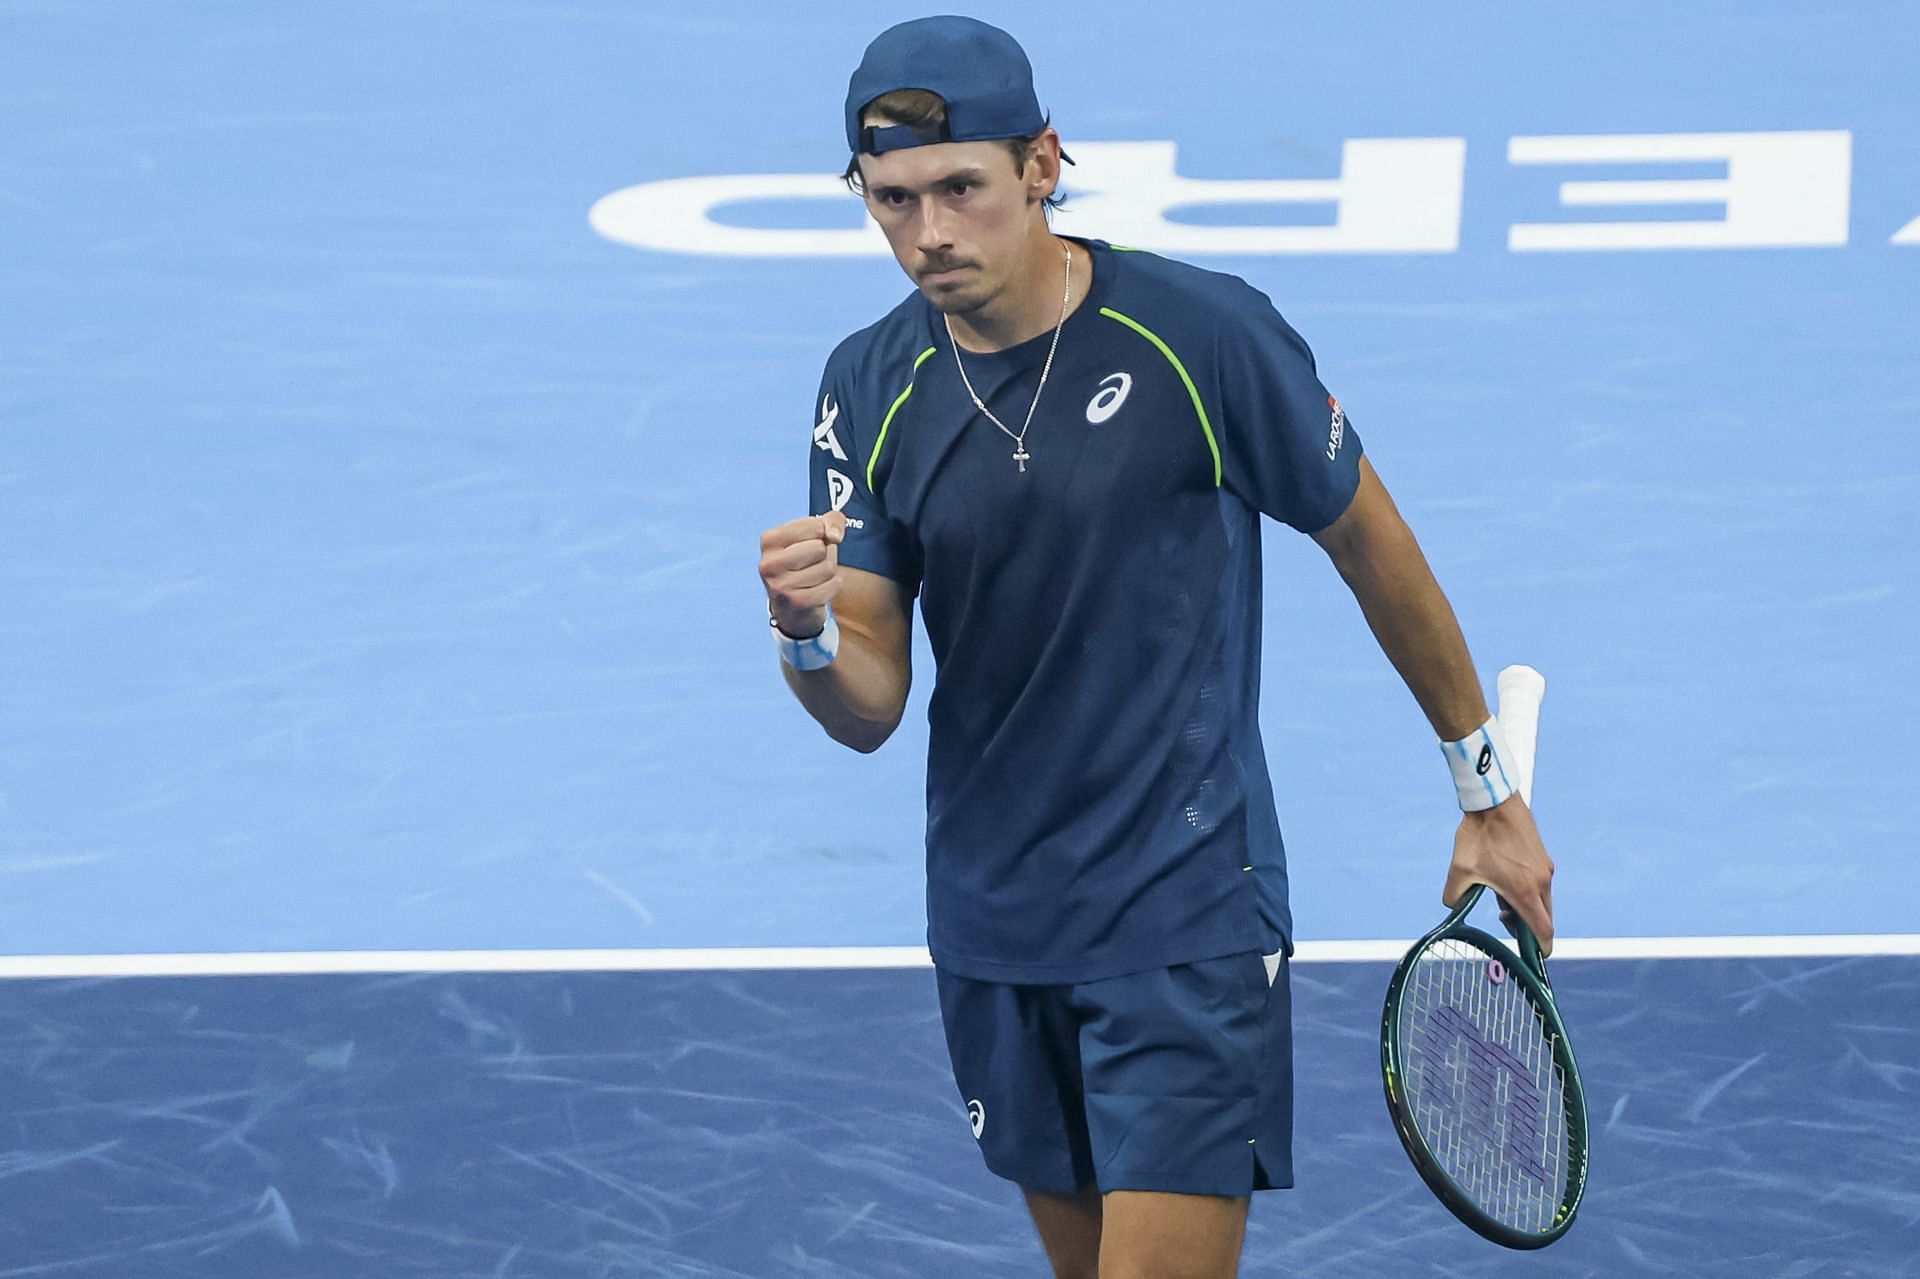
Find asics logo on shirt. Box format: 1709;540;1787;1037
1086;372;1134;424
814;394;848;460
966;1099;986;1139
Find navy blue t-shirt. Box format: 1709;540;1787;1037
807;237;1362;984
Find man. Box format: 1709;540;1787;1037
756;16;1555;1278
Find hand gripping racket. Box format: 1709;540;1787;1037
1379;664;1590;1248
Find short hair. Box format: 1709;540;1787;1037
841;88;1068;213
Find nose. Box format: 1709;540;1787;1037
915;194;954;257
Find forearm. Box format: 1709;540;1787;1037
1316;463;1554;943
1318;465;1489;741
779;625;909;753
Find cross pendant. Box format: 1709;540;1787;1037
1013;445;1030;473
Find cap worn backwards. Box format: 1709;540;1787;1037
844;15;1072;163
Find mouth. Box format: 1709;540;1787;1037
920;265;973;287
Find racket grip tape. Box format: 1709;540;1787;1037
1495;665;1545;805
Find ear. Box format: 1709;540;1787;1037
1028;129;1065;202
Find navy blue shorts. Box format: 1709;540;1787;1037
933;948;1294;1198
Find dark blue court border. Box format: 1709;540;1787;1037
0;957;1915;1277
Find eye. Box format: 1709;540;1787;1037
946;181;972;197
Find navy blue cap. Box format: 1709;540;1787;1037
845;16;1071;162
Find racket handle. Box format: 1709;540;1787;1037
1495;664;1545;805
1497;664;1550;983
1519;924;1548;986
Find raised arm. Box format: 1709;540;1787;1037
761;511;914;754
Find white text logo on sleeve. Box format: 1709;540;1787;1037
826;470;856;515
814;394;848;460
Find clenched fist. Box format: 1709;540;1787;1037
759;509;849;639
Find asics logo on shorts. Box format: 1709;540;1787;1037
966;1098;986;1139
1086;372;1133;424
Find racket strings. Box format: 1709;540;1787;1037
1399;938;1569;1234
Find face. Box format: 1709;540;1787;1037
856;136;1055;315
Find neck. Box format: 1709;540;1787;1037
946;233;1092;353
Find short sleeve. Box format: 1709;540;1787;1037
1213;284;1363;534
807;361;921;591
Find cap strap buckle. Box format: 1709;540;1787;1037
860;119;954;155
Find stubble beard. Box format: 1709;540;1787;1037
922;270;1000;319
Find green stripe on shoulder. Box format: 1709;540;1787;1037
867;345;938;493
1097;307;1222;487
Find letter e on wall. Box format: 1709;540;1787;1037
1507;131;1852;251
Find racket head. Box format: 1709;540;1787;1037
1381;894;1590;1249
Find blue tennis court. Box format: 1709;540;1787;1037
3;958;1916;1276
4;0;1917;1273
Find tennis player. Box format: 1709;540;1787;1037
757;17;1556;1278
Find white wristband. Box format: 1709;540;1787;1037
1441;716;1518;812
771;601;840;670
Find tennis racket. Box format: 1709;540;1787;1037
1379;664;1590;1249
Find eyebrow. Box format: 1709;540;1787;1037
870;167;993;197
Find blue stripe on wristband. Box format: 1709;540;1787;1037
1475;735;1497;808
1483;726;1514;797
1443;718;1517;812
772;601;840;670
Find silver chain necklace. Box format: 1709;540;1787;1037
944;242;1072;474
